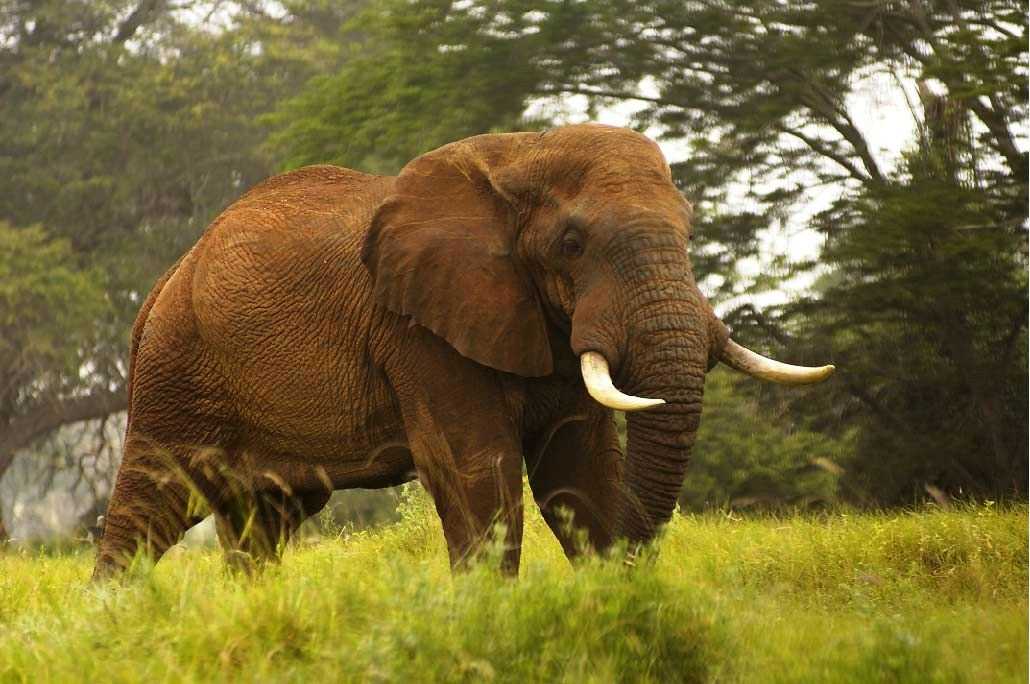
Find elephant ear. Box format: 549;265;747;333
361;134;553;377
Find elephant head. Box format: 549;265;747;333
362;124;833;544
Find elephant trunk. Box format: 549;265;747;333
568;227;713;544
573;221;835;545
612;262;710;544
616;321;706;544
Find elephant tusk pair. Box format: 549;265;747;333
580;343;835;412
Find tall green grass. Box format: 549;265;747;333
0;491;1025;682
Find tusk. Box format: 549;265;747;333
580;352;666;411
719;339;835;385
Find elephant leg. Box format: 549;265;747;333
389;342;525;574
525;404;622;560
93;435;210;579
215;488;331;567
420;450;523;573
400;400;524;574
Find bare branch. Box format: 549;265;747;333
791;71;886;183
0;388;127;477
531;85;667;104
113;0;166;44
778;126;873;183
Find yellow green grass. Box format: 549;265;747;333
0;492;1025;683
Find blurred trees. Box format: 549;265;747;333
264;0;549;172
759;4;1029;502
779;132;1027;503
614;373;850;511
274;0;1026;504
0;0;1024;536
0;0;361;534
684;370;848;511
0;223;111;461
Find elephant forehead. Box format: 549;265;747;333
564;183;692;230
543;123;666;159
528;152;678;208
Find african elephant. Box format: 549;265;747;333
93;124;833;578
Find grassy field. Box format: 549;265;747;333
0;489;1025;683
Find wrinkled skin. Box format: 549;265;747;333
93;124;742;578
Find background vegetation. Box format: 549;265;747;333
0;0;1025;539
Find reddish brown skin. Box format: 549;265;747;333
93;124;728;578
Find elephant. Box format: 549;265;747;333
93;124;833;579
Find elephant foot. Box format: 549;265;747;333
223;549;260;576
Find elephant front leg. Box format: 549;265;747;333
525;403;622;560
389;339;526;575
410;421;524;574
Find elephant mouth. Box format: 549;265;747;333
579;343;835;412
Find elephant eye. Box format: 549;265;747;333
560;232;584;258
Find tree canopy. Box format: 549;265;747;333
0;0;1025;536
0;0;328;525
271;0;1027;502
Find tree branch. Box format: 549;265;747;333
0;388;127;476
966;96;1028;179
778;125;873;183
113;0;166;44
792;71;886;183
531;85;667;104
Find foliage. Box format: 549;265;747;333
683;369;849;511
0;1;357;511
268;0;1027;504
775;151;1028;503
616;370;850;511
0;224;109;413
264;0;551;173
0;502;1025;681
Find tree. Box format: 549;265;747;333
269;0;1026;504
0;0;359;535
0;222;117;536
778;115;1027;502
264;0;548;173
682;369;847;510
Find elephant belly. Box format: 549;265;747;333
227;357;411;481
237;427;416;494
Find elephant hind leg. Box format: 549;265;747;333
215;488;331;569
92;436;211;580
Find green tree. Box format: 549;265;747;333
683;369;847;511
0;1;361;535
264;0;550;173
779;133;1027;502
0;223;111;457
269;0;1026;503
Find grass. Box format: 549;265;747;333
0;490;1025;683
